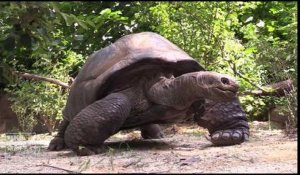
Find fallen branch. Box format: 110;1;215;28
227;62;294;97
239;79;294;97
14;71;70;88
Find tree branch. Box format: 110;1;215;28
14;71;70;88
234;70;265;91
228;61;266;92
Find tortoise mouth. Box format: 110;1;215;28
217;86;238;92
215;87;238;98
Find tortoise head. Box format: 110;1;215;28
195;71;239;101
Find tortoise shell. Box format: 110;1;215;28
63;32;204;120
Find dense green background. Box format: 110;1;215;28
0;2;297;132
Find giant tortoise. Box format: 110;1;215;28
48;32;249;156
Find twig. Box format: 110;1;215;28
37;164;79;174
228;62;266;92
233;155;255;163
235;70;265;92
173;147;194;151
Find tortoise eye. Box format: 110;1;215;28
221;77;230;85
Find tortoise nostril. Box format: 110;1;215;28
221;77;230;85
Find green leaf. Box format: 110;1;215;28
77;20;89;30
100;8;111;15
85;19;96;28
245;47;257;54
60;12;73;26
267;25;275;32
246;105;253;112
270;7;279;14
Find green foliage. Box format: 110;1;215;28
5;51;83;133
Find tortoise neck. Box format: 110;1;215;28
147;73;205;110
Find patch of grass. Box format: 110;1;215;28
180;127;207;136
0;145;17;155
0;144;43;157
108;147;115;171
78;158;91;173
117;142;132;152
0;132;39;141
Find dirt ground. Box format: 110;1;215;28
0;121;297;173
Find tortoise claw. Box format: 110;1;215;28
140;124;164;139
208;129;249;146
48;137;66;151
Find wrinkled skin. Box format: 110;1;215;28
192;97;249;146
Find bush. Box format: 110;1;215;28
5;51;84;133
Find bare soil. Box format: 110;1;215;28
0;121;297;173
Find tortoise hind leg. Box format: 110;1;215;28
64;93;131;156
140;124;164;139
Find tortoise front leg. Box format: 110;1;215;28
194;98;250;146
64;93;131;156
140;124;164;139
48;119;69;151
